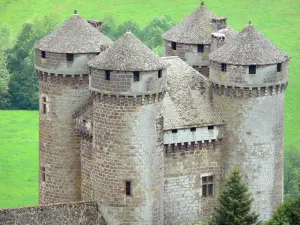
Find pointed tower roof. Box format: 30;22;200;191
88;31;167;71
209;22;291;65
163;2;216;44
34;10;113;53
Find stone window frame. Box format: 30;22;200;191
208;125;214;130
41;51;46;59
171;42;177;50
41;166;46;182
277;63;282;72
201;174;215;197
221;63;227;72
158;70;162;79
190;127;196;132
133;71;140;82
41;95;49;115
197;44;204;53
171;129;178;133
105;70;111;80
249;65;256;74
124;180;133;197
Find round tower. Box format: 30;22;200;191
88;31;167;224
209;22;290;221
34;10;113;204
162;1;236;77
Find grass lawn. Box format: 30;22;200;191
0;111;39;209
0;0;299;209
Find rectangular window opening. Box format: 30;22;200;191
277;63;282;72
158;70;162;79
249;65;256;74
208;126;214;130
41;51;46;59
125;181;131;196
190;127;196;132
172;129;178;133
42;97;47;114
105;70;111;80
221;63;227;72
197;44;204;53
133;71;140;82
171;42;176;50
66;53;74;62
202;175;214;197
41;166;46;182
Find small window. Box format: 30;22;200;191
277;63;282;72
66;53;74;62
197;44;204;53
172;129;178;133
208;126;214;130
41;166;46;182
41;51;46;59
202;175;214;197
158;70;162;79
133;71;140;82
125;181;131;196
171;42;176;50
221;63;227;72
190;127;196;132
249;65;256;74
42;97;47;114
105;70;111;80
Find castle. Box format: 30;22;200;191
0;2;290;225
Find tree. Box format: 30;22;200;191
6;15;57;109
210;166;259;225
264;197;300;225
0;50;11;108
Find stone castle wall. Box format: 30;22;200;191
80;136;94;201
164;141;222;225
164;40;211;77
38;71;90;203
90;69;166;95
213;85;286;221
0;202;100;225
92;93;165;225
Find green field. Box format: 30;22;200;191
0;0;299;209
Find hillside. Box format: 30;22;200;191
0;0;299;209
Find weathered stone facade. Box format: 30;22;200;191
0;202;100;225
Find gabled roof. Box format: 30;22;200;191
209;22;291;65
162;2;216;44
162;56;225;130
88;31;167;71
34;12;113;53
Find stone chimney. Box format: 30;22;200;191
211;17;227;31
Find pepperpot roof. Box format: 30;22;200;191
88;31;167;71
34;12;113;53
162;2;216;44
162;56;225;130
209;22;291;65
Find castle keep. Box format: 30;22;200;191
0;2;290;225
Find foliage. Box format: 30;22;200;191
284;147;300;199
210;166;259;225
0;51;11;108
263;197;300;225
6;15;57;109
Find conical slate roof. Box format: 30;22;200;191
163;2;216;44
34;12;113;53
88;31;167;71
209;22;291;65
162;56;225;130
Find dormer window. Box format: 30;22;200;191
249;65;256;74
41;51;46;59
105;70;111;80
197;44;204;53
221;63;227;72
172;129;178;133
66;53;74;62
171;42;176;50
158;70;162;78
133;71;140;82
277;63;282;72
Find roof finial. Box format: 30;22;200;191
201;1;205;6
127;25;131;33
248;21;252;25
74;10;78;15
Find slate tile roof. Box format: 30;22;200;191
34;12;113;53
162;2;216;44
162;56;225;130
209;22;291;65
88;31;167;71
